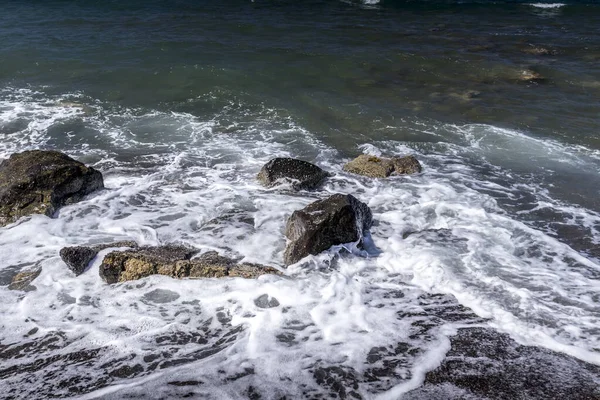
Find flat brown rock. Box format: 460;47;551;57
99;246;280;283
8;268;42;291
343;154;422;178
343;155;394;178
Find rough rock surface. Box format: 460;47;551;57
257;158;329;190
284;193;373;265
8;268;42;291
405;327;600;400
391;155;422;175
60;241;138;276
0;150;104;226
99;246;280;283
343;155;394;178
343;154;422;178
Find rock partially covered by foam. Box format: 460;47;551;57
257;158;330;190
8;268;41;291
406;327;600;400
284;193;372;265
343;154;421;178
60;241;138;276
99;245;280;283
0;150;104;226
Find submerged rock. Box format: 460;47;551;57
60;241;138;276
406;327;600;400
99;246;280;283
522;46;556;56
254;294;280;309
0;150;104;226
257;158;330;190
518;69;545;83
343;154;421;178
284;193;373;265
8;268;42;291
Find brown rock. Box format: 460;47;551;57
9;268;42;291
99;246;280;283
391;155;423;175
343;155;394;178
343;154;422;178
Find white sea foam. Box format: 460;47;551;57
528;3;566;9
1;88;599;397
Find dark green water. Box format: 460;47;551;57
0;1;599;398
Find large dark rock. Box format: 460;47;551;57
99;246;280;283
0;150;104;226
284;193;373;265
405;327;600;400
60;241;138;276
343;154;422;178
257;158;329;190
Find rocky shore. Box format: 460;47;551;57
3;151;420;286
1;150;598;399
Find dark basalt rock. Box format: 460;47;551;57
405;327;600;400
60;241;138;276
8;268;42;291
60;246;97;276
257;158;329;190
254;294;280;309
0;150;104;226
99;246;280;283
284;193;373;265
343;154;422;178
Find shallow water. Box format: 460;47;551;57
0;0;599;398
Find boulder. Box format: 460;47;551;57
8;268;41;291
284;194;373;265
60;241;138;276
343;154;421;178
391;155;423;175
99;246;280;283
343;155;394;178
0;150;104;226
257;158;329;190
